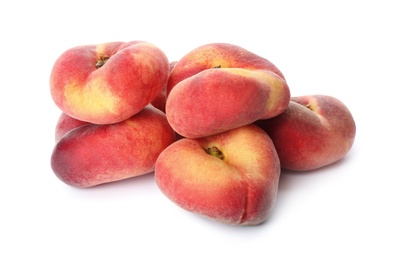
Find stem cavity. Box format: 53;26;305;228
205;146;224;160
96;54;110;68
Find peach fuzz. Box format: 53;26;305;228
155;124;280;226
55;113;89;142
50;41;169;124
51;105;175;188
151;61;178;113
166;68;290;138
255;95;356;171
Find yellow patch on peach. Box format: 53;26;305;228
257;71;288;112
129;51;159;84
199;129;265;180
305;97;319;112
305;97;330;126
163;142;229;186
223;136;264;179
64;78;120;117
223;69;289;114
209;59;230;68
222;67;254;77
189;160;236;186
188;48;230;68
95;44;107;56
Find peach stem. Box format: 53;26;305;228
205;146;224;160
96;54;110;68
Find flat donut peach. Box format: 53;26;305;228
50;41;169;124
165;43;290;138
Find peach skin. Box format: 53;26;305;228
151;61;178;113
155;124;280;226
51;105;175;188
50;41;169;124
54;113;89;142
256;95;356;171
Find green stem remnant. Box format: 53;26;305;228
305;103;313;110
205;146;224;160
96;54;110;68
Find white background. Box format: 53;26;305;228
1;0;395;259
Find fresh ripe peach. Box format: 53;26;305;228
51;105;175;188
166;68;290;138
256;95;356;171
165;43;290;138
50;41;169;124
55;113;89;142
155;124;280;226
151;61;178;113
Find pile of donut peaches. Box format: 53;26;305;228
50;41;356;226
